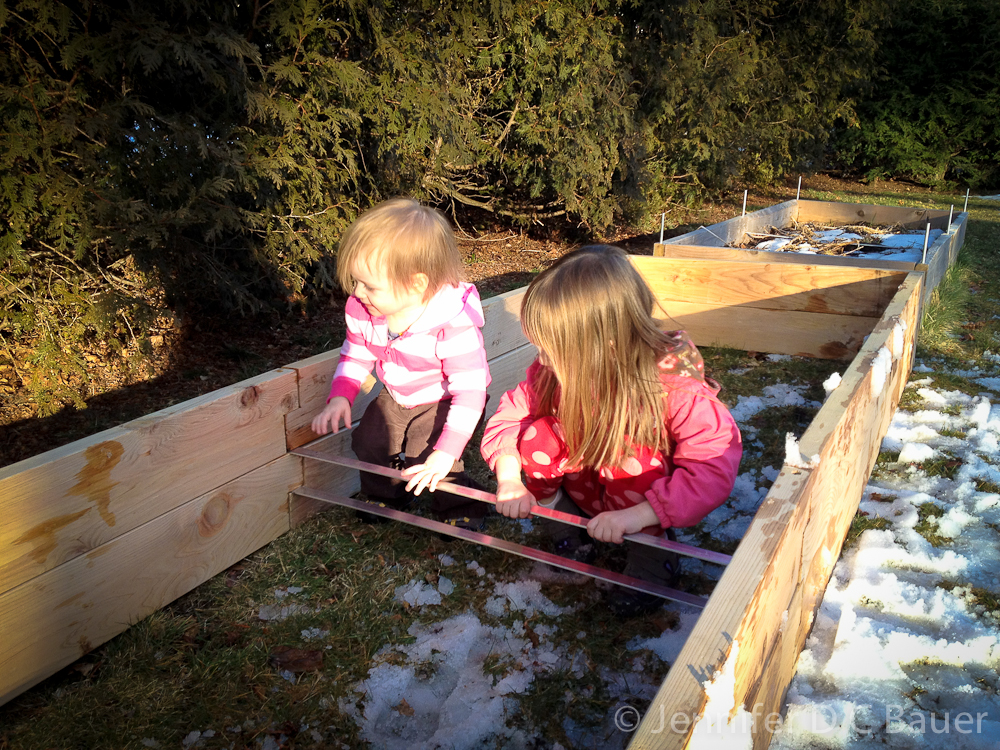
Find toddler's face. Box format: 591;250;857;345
351;260;424;320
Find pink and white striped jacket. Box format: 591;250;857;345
328;282;491;459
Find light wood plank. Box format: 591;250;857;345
795;200;951;230
0;369;297;596
653;243;919;274
632;256;906;317
743;272;923;748
629;272;923;749
0;454;297;706
628;468;812;749
921;212;968;304
652;302;877;359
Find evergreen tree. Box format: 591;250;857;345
836;0;1000;188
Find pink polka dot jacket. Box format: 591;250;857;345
480;333;743;530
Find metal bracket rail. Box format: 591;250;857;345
292;485;709;608
291;447;732;566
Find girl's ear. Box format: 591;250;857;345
410;272;429;297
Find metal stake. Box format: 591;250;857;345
948;205;954;232
659;212;665;244
964;188;970;213
796;176;802;200
742;190;748;217
921;222;931;264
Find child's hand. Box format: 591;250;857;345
586;502;660;544
494;479;535;519
402;450;455;496
311;396;352;436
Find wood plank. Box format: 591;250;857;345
651;302;877;359
659;200;799;249
653;243;918;274
283;288;530;450
632;256;906;317
629;272;923;749
745;272;923;748
485;343;537;419
795;200;951;230
0;369;297;596
628;467;812;749
284;353;381;450
0;454;297;707
921;212;968;304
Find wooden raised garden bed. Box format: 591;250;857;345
0;255;926;750
655;199;967;307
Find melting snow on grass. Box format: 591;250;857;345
772;366;1000;748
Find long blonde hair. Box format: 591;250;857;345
336;197;462;300
521;245;679;469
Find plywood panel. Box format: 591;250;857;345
0;454;297;706
0;369;297;596
632;256;905;317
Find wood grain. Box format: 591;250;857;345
0;454;297;706
0;369;297;596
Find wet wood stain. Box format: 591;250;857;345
68;441;124;527
14;507;92;565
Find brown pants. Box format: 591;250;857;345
351;389;488;520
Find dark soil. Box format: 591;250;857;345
0;173;931;468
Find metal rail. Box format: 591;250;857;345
291;447;732;566
292;485;709;608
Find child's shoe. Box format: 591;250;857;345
604;587;665;618
549;532;597;565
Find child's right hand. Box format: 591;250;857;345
494;479;535;519
311;396;352;436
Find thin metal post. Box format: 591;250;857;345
948;205;954;232
659;212;665;244
742;190;748;216
921;222;931;264
964;188;970;213
796;176;802;200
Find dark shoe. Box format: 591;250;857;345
604;587;665;618
551;534;597;565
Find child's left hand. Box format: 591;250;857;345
587;502;661;544
402;450;456;495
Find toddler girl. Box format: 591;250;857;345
481;244;742;615
312;198;490;528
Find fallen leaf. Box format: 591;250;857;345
395;698;415;716
268;646;324;673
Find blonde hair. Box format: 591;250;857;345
336;197;462;299
521;244;680;470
